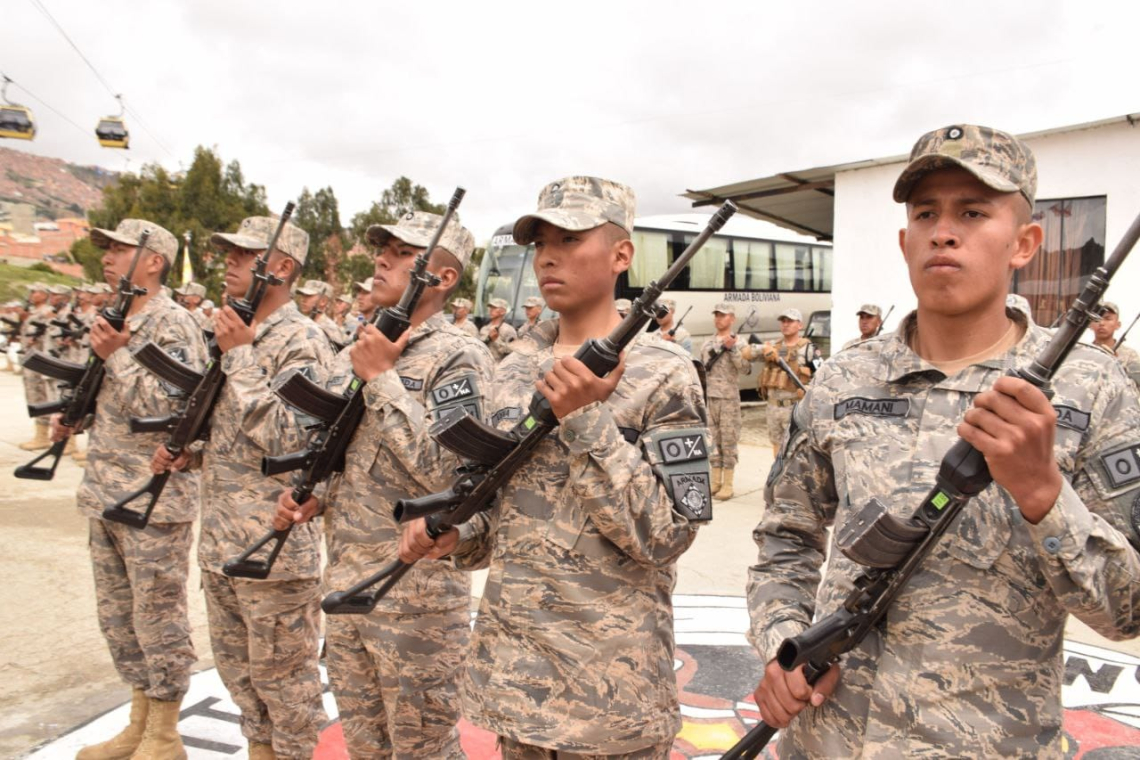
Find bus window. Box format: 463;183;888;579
627;230;670;287
685;234;728;289
811;246;833;292
480;242;529;311
733;239;774;290
774;243;814;292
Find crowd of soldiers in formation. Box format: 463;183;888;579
4;122;1140;760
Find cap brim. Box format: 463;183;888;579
296;288;320;296
512;210;606;245
210;232;268;252
90;227;141;250
893;155;1020;203
366;224;432;249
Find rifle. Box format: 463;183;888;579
873;304;894;337
50;313;89;343
102;204;296;529
1115;311;1139;351
720;208;1140;760
747;334;809;395
704;307;757;373
15;231;152;481
223;188;467;579
667;304;693;338
321;200;738;615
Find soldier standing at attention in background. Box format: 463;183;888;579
743;307;813;457
747;124;1140;757
701;302;750;501
1089;301;1140;391
296;279;344;348
402;176;711;759
480;297;517;360
152;215;333;760
450;296;479;338
59;220;208;760
654;298;691;354
841;303;883;350
18;282;55;451
516;295;545;340
276;212;492;759
175;282;211;332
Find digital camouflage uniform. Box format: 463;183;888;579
700;336;749;468
81;291;208;701
454;318;710;755
748;310;1140;757
20;297;56;425
314;312;345;348
454;318;479;339
1113;343;1140;391
480;319;518;361
744;336;813;447
661;324;692;355
322;313;493;759
188;306;212;333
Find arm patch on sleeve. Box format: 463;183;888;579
643;427;712;522
428;372;483;422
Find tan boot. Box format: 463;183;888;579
129;697;186;760
19;424;50;451
76;688;148;760
710;466;723;497
714;469;735;501
248;742;277;760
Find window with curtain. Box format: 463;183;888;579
733;239;774;289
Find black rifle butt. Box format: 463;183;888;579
14;439;66;481
261;449;312;477
28;399;68;418
394;487;465;523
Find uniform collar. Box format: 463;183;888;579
254;299;298;340
407;311;447;347
126;292;168;330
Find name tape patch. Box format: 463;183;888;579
1101;445;1140;490
432;377;474;405
491;406;522;425
1054;405;1091;433
659;433;708;464
834;397;910;421
399;376;424;391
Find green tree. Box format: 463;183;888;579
348;176;444;245
70;237;104;281
294;186;348;288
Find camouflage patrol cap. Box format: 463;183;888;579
893;124;1037;207
660;298;676;312
90;219;179;264
778;307;803;321
856;304;882;317
175;282;207;298
210;216;310;266
488;298;510;311
513;176;636;245
615;298;632;313
366;211;476;269
337;294;352;305
451;297;472;310
47;284;73;295
201;299;215;309
25;281;48;292
1101;301;1120;315
523;296;544;308
354;277;373;292
94;283;113;294
712;302;736;315
296;279;332;297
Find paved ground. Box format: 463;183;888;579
1;369;1136;757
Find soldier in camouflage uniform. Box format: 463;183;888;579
743;307;813;457
174;282;211;332
700;302;750;501
18;282;55;451
480;297;517;360
449;296;479;338
296;278;344;348
748;124;1140;757
277;211;492;760
152;215;332;759
654;298;692;354
403;176;711;758
515;295;545;341
840;304;883;351
52;220;208;760
1089;301;1140;391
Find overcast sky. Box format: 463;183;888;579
4;0;1137;240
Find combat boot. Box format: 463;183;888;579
76;688;148;760
129;697;186;760
710;466;723;497
18;424;50;451
714;469;735;501
248;741;276;760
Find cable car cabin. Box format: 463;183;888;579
95;117;129;149
0;105;36;140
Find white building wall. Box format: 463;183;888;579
830;119;1140;348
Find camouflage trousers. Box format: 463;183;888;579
707;396;742;467
498;736;674;759
22;367;52;426
201;572;326;759
766;389;799;447
326;605;469;760
89;518;195;701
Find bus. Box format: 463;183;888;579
474;213;833;390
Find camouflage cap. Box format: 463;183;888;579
175;282;207;298
1101;301;1120;315
210;216;310;266
90;218;179;264
47;284;73;295
366;211;476;269
451;297;473;310
488;297;510;311
615;298;632;312
25;281;48;292
201;299;215;309
856;304;882;317
513;176;636;245
295;279;332;297
337;294;352;305
712;302;736;315
893;124;1037;207
778;307;803;322
523;296;544;308
94;283;113;294
354;277;373;292
659;298;676;313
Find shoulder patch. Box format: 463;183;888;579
428;372;483;423
834;397;910;421
643;427;712;523
1100;445;1140;490
1054;404;1091;433
431;376;475;405
658;432;708;463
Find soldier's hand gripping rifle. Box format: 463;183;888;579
705;307;757;373
746;333;809;395
873;304;895;337
1115;311;1140;351
720;208;1140;760
15;231;152;481
101;204;296;529
321;201;739;615
223;188;467;580
667;304;693;338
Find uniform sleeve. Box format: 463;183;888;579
1023;361;1140;639
221;323;333;456
104;309;208;422
556;355;706;568
731;344;751;375
746;386;838;663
